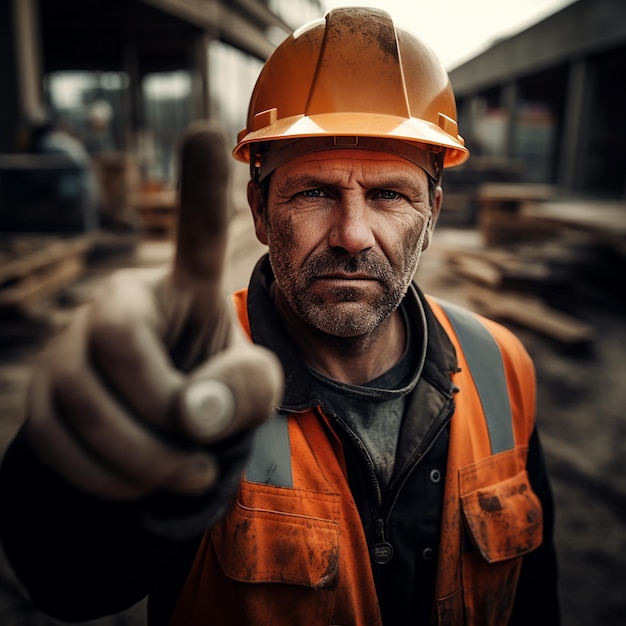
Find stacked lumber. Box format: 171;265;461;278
521;199;626;256
448;188;626;347
468;285;595;346
477;182;559;245
443;246;552;289
441;242;595;347
0;235;92;311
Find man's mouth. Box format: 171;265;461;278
316;272;378;282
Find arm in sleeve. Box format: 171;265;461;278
510;426;561;625
0;426;252;622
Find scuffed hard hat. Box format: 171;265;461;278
233;7;469;182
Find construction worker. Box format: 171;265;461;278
0;7;559;625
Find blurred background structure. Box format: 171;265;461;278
0;0;625;625
452;0;626;195
447;0;626;223
0;0;323;236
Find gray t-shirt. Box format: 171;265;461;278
309;295;427;489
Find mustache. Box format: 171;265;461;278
301;250;392;282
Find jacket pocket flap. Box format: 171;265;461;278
212;481;340;589
460;469;543;563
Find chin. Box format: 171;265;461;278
308;304;383;338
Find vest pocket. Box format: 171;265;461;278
435;586;465;625
460;466;543;563
212;480;341;589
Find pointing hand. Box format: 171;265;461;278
24;122;283;499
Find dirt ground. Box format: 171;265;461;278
0;209;625;625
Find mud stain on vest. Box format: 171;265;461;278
316;547;339;588
478;493;503;512
233;516;251;543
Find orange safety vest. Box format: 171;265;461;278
170;292;543;626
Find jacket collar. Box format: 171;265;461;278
246;254;457;411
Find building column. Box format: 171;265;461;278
501;81;519;160
558;59;592;191
0;2;19;151
12;0;45;124
189;32;212;121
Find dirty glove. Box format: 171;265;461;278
22;121;284;500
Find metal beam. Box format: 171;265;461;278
137;0;287;59
12;0;45;122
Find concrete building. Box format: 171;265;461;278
449;0;626;199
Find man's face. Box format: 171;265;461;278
249;149;441;338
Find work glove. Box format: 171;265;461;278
22;121;284;500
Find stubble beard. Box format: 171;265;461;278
268;230;425;339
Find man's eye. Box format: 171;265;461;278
302;188;324;198
378;190;400;200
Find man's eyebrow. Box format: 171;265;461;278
278;173;329;192
375;174;424;189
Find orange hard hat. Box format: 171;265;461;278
233;7;469;181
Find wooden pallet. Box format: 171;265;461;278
0;235;92;310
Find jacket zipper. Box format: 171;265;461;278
386;402;455;505
325;395;454;567
331;411;383;506
341;399;454;530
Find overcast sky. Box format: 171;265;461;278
321;0;578;69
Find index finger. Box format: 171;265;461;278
173;121;231;304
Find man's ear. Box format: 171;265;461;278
247;180;268;245
423;186;443;251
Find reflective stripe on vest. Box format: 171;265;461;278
435;299;515;454
245;410;293;487
245;299;514;486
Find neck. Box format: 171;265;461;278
275;291;406;386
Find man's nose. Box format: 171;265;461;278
328;199;375;253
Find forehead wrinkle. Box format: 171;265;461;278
275;172;330;196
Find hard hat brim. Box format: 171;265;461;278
233;112;469;169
